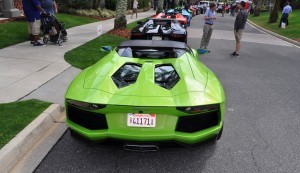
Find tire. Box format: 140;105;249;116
43;37;49;44
57;39;63;46
216;126;223;140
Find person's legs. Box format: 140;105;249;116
204;26;213;49
32;19;44;46
233;29;243;55
200;25;210;49
278;16;283;27
136;8;138;18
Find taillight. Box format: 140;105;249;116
172;34;183;38
67;99;106;110
176;104;219;114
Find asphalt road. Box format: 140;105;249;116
34;13;300;173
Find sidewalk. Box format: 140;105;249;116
0;10;156;173
0;10;155;104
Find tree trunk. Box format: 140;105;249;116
100;0;105;8
174;0;179;6
253;0;261;17
157;0;164;14
269;0;280;23
114;0;127;29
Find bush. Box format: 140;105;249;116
56;0;90;9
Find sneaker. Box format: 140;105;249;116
231;52;239;57
197;49;208;54
33;42;45;46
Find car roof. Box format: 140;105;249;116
119;40;187;49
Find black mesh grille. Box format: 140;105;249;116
67;105;108;130
176;111;219;133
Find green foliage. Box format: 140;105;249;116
0;100;51;149
0;14;98;49
65;34;127;69
0;21;28;48
65;18;146;69
249;9;300;40
56;0;90;9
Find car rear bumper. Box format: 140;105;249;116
67;119;223;145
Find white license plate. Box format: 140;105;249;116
127;113;156;127
152;36;162;40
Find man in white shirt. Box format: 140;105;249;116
132;0;139;19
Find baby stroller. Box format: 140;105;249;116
40;13;67;46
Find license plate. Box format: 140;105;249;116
127;113;156;127
152;36;162;40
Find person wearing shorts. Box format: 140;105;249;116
131;0;138;19
22;0;46;46
231;1;248;57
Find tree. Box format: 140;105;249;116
269;0;281;23
157;0;164;14
92;0;100;9
253;0;262;16
114;0;127;29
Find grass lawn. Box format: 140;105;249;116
0;13;98;49
0;100;51;149
65;18;148;70
248;9;300;41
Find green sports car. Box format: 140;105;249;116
65;40;225;151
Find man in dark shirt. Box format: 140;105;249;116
40;0;58;14
22;0;46;46
231;1;248;57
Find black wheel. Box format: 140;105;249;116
63;36;68;42
43;37;49;44
57;39;63;46
216;126;223;140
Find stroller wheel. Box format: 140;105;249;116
63;36;68;42
57;39;63;46
43;37;49;44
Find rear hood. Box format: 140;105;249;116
83;54;207;97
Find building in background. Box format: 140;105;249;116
1;0;22;18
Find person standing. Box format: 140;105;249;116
131;0;138;19
22;0;46;46
198;3;217;54
279;2;292;28
40;0;58;14
231;1;248;57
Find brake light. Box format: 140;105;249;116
172;34;183;38
176;104;219;114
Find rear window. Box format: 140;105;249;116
117;47;187;59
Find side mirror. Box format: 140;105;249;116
101;46;112;52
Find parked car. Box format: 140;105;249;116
151;10;187;26
65;40;226;151
198;1;210;14
131;18;187;43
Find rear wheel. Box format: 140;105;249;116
216;126;223;140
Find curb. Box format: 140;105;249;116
0;104;67;173
247;19;300;47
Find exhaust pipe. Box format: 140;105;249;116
123;144;159;152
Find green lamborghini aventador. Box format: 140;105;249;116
65;40;225;151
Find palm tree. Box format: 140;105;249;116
269;0;281;23
114;0;127;29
